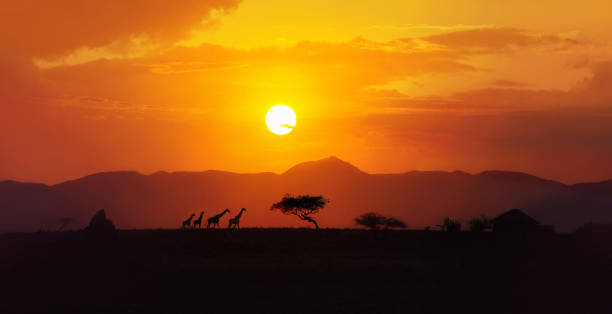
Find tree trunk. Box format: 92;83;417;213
302;216;319;229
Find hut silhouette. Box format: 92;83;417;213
491;209;554;235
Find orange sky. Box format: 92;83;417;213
2;0;612;184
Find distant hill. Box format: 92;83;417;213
1;156;611;233
572;180;612;197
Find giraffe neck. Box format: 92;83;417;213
235;209;245;219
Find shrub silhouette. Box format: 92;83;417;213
384;217;407;229
355;213;386;230
468;215;492;232
271;194;328;229
355;212;406;230
437;217;461;232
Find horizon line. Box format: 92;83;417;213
1;155;609;187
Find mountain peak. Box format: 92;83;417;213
283;156;365;177
320;155;344;163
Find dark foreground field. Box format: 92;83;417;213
1;229;610;314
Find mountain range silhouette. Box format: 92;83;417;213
1;156;611;233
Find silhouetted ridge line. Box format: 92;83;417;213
0;180;51;188
572;179;612;196
53;171;146;188
399;170;472;177
476;170;567;187
2;156;612;233
282;156;365;176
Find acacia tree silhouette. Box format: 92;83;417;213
355;212;406;230
271;194;328;229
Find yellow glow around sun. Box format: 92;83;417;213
266;105;296;135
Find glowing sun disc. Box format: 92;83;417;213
266;105;296;135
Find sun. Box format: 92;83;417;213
265;105;296;135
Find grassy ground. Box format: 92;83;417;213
0;228;609;314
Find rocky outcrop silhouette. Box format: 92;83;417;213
84;209;116;234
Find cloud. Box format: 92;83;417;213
0;0;243;107
26;38;478;118
573;60;612;106
1;0;241;58
366;58;612;112
423;28;581;53
366;24;493;32
489;80;527;88
139;61;246;74
3;28;607;127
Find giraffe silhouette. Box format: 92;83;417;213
207;209;230;229
182;213;195;229
228;208;247;229
192;211;205;229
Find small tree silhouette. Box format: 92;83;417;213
437;217;461;232
271;194;328;229
355;212;386;230
384;217;407;229
58;217;73;231
355;212;406;230
468;215;492;232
